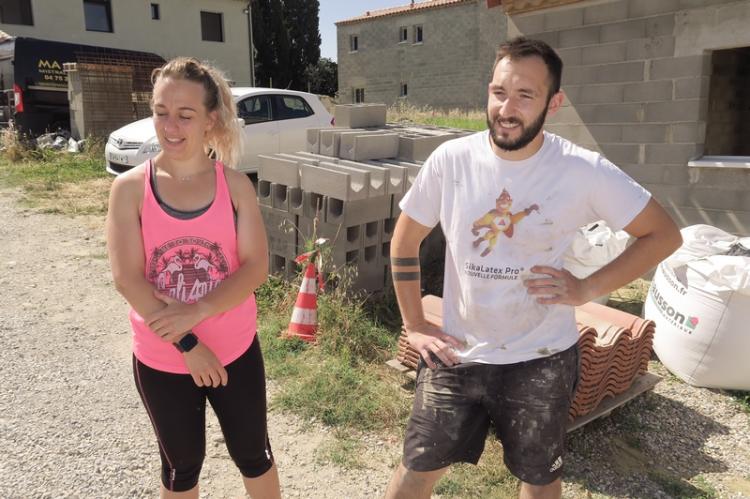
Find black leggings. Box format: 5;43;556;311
132;337;273;492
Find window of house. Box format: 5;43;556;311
273;95;314;120
702;46;750;159
150;3;160;20
413;25;423;44
237;95;272;124
83;0;113;32
0;0;33;25
400;83;408;97
354;88;365;104
349;35;359;52
201;11;224;42
399;27;408;43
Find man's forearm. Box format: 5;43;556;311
584;230;680;299
390;254;426;329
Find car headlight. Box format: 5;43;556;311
139;138;161;154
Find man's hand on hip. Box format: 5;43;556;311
406;322;464;369
523;265;594;306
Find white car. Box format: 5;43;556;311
105;87;333;175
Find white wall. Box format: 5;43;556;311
0;0;252;85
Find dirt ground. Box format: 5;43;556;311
1;186;749;499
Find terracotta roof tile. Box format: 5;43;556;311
336;0;477;26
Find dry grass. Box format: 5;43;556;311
0;126;30;162
0;130;111;216
606;278;651;316
22;176;112;215
387;102;487;131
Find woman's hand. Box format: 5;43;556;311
182;341;228;387
147;291;207;342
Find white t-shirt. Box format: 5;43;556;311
400;130;650;364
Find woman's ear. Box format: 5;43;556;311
206;110;219;133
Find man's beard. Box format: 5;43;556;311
487;105;548;152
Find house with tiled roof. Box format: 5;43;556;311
336;0;507;109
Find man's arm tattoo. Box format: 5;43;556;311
391;257;419;266
392;271;421;281
392;255;420;281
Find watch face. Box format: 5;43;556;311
177;333;199;352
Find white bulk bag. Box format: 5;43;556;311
644;224;750;390
563;221;630;304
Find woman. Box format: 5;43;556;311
106;57;281;498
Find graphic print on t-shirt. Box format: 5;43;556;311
470;188;539;257
147;237;230;303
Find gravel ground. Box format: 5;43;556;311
1;187;748;498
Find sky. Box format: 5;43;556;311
319;0;412;61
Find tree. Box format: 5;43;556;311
282;0;321;91
251;0;291;88
304;58;337;97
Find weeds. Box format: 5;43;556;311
255;264;409;432
0;125;28;162
728;390;750;413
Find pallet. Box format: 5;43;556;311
566;371;662;432
386;359;662;431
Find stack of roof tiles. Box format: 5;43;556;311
396;295;655;420
259;104;470;293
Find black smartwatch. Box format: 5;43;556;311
174;333;199;353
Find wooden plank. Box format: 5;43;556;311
386;358;411;373
566;372;662;433
386;358;416;380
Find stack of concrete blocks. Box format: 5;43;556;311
257;103;471;293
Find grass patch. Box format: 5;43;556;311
649;470;717;498
0;131;111;215
728;390;750;413
435;438;519;498
256;274;410;432
388;102;486;131
315;432;367;469
606;278;650;316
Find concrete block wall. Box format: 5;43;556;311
510;0;750;235
337;0;507;110
257;109;466;293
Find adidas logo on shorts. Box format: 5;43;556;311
549;456;563;473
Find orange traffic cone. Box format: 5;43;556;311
283;240;327;342
283;261;319;342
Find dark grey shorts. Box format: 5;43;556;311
402;344;579;486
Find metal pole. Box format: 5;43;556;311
246;2;256;87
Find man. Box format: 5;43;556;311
384;37;682;499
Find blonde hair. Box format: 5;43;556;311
151;57;242;168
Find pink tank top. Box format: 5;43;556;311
129;160;257;373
